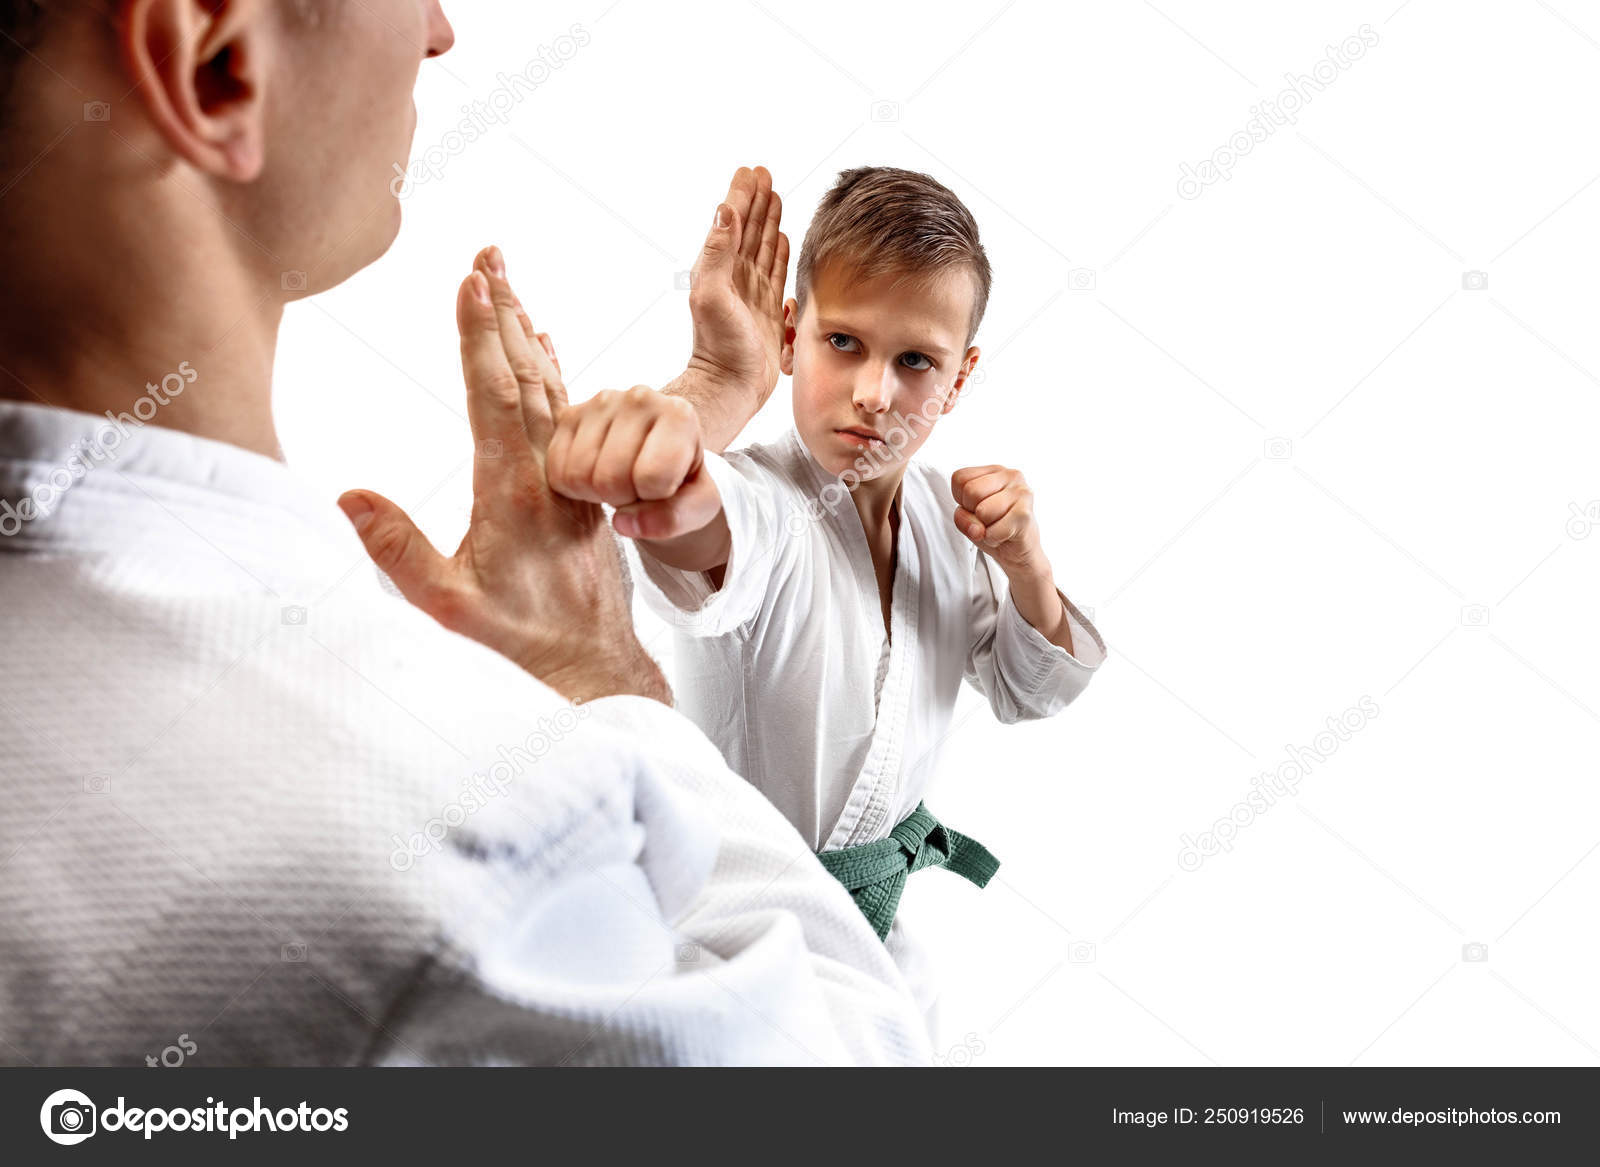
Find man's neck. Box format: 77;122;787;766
0;174;286;461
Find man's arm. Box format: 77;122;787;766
374;695;931;1066
341;247;670;706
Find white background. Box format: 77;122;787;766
276;0;1600;1066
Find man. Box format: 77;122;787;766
0;0;929;1065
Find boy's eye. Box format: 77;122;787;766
826;333;860;353
900;352;934;371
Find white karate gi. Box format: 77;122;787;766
625;427;1107;1032
0;399;931;1066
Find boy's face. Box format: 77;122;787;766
783;258;981;482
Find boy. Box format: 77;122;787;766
546;167;1106;1032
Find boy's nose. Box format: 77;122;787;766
851;363;895;413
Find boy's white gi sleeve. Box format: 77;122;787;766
622;450;787;638
963;549;1106;724
374;696;931;1066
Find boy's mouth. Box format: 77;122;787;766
835;427;886;448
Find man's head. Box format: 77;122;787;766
0;0;454;299
781;166;989;482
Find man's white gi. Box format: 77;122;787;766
0;400;931;1066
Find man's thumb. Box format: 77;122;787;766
338;490;449;606
696;203;740;271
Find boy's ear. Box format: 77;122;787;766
118;0;271;182
780;298;799;377
943;346;980;414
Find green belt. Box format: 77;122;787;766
815;802;1000;941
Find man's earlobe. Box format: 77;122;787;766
121;0;269;181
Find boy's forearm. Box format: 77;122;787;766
1005;561;1075;655
661;362;765;455
636;508;733;574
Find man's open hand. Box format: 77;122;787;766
683;166;789;419
338;246;666;705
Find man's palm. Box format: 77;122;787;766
687;166;789;409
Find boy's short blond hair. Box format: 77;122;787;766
795;166;992;347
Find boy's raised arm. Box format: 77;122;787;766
545;386;732;573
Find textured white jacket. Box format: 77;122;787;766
626;428;1107;1020
0;400;931;1067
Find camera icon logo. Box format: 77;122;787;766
673;270;696;292
870;100;901;122
1459;604;1490;628
476;438;503;459
1068;940;1097;964
1462;941;1489;962
281;605;308;626
1264;437;1293;461
281;270;308;292
83;101;110;122
1068;268;1097;292
1461;270;1488;291
83;774;111;794
40;1089;97;1145
282;941;308;962
1566;500;1600;540
674;941;701;964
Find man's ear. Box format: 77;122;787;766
943;346;980;414
780;298;800;376
118;0;270;181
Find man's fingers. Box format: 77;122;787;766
722;165;757;234
536;332;561;377
755;188;782;275
612;469;721;541
771;231;790;295
694;167;756;277
456;271;528;463
476;247;566;437
339;489;457;616
741;166;772;262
